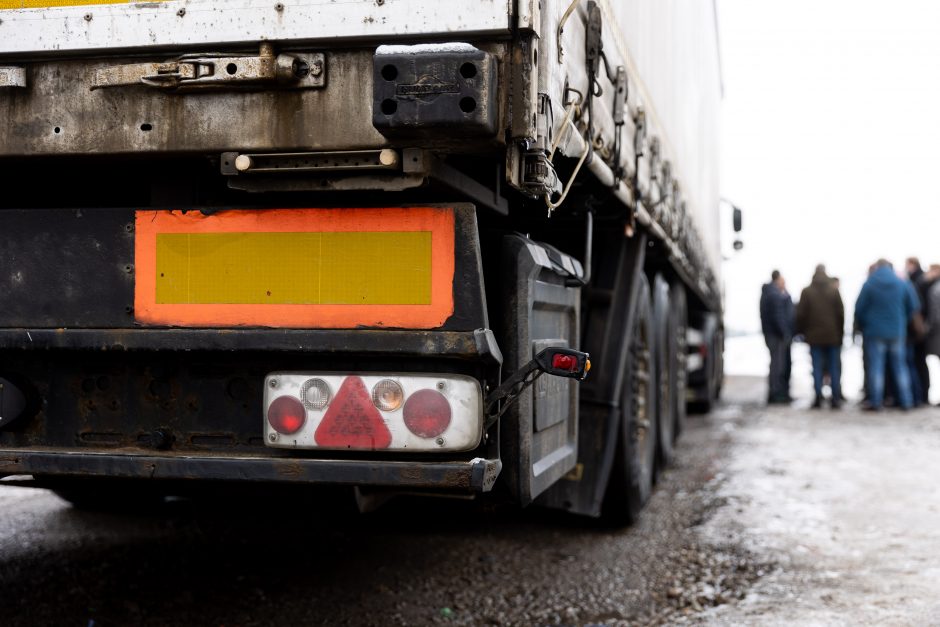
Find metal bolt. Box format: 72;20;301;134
268;433;278;442
124;264;134;274
124;223;134;233
310;60;323;77
435;437;445;446
234;155;254;172
376;0;384;5
83;12;92;20
268;378;278;388
379;149;399;167
436;381;446;390
274;2;284;10
176;7;185;16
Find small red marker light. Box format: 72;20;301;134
267;395;306;434
403;389;452;438
552;354;578;371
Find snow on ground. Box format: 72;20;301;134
695;340;940;626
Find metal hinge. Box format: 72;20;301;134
91;43;325;92
522;149;561;198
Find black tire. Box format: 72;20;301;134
602;274;657;526
713;326;724;402
652;275;675;468
670;283;688;438
699;325;722;411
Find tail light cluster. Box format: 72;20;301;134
263;373;482;452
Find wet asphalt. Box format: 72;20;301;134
0;380;764;627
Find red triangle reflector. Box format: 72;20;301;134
315;377;392;449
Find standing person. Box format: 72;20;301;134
761;271;795;404
796;265;845;408
924;264;940;404
760;270;777;402
855;259;918;411
906;257;931;404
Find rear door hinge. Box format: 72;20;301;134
91;43;325;92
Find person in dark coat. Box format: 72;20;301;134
855;259;919;410
796;265;845;408
760;270;795;404
906;257;930;404
925;265;940;401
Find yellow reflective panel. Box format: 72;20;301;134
155;231;432;305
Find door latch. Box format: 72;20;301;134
92;43;325;92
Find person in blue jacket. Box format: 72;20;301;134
760;270;795;404
854;259;919;410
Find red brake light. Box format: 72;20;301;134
315;376;392;449
552;354;577;371
402;389;452;438
267;395;306;435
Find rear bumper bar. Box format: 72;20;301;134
0;450;502;493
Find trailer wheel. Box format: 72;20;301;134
652;275;675;468
602;274;657;525
670;283;688;438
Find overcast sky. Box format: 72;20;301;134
718;0;940;333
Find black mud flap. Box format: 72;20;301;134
498;234;582;505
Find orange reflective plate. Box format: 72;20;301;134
134;207;455;328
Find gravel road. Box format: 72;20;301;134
1;372;936;626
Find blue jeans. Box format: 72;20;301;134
866;337;913;409
810;344;841;401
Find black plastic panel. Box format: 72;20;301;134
372;47;498;137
